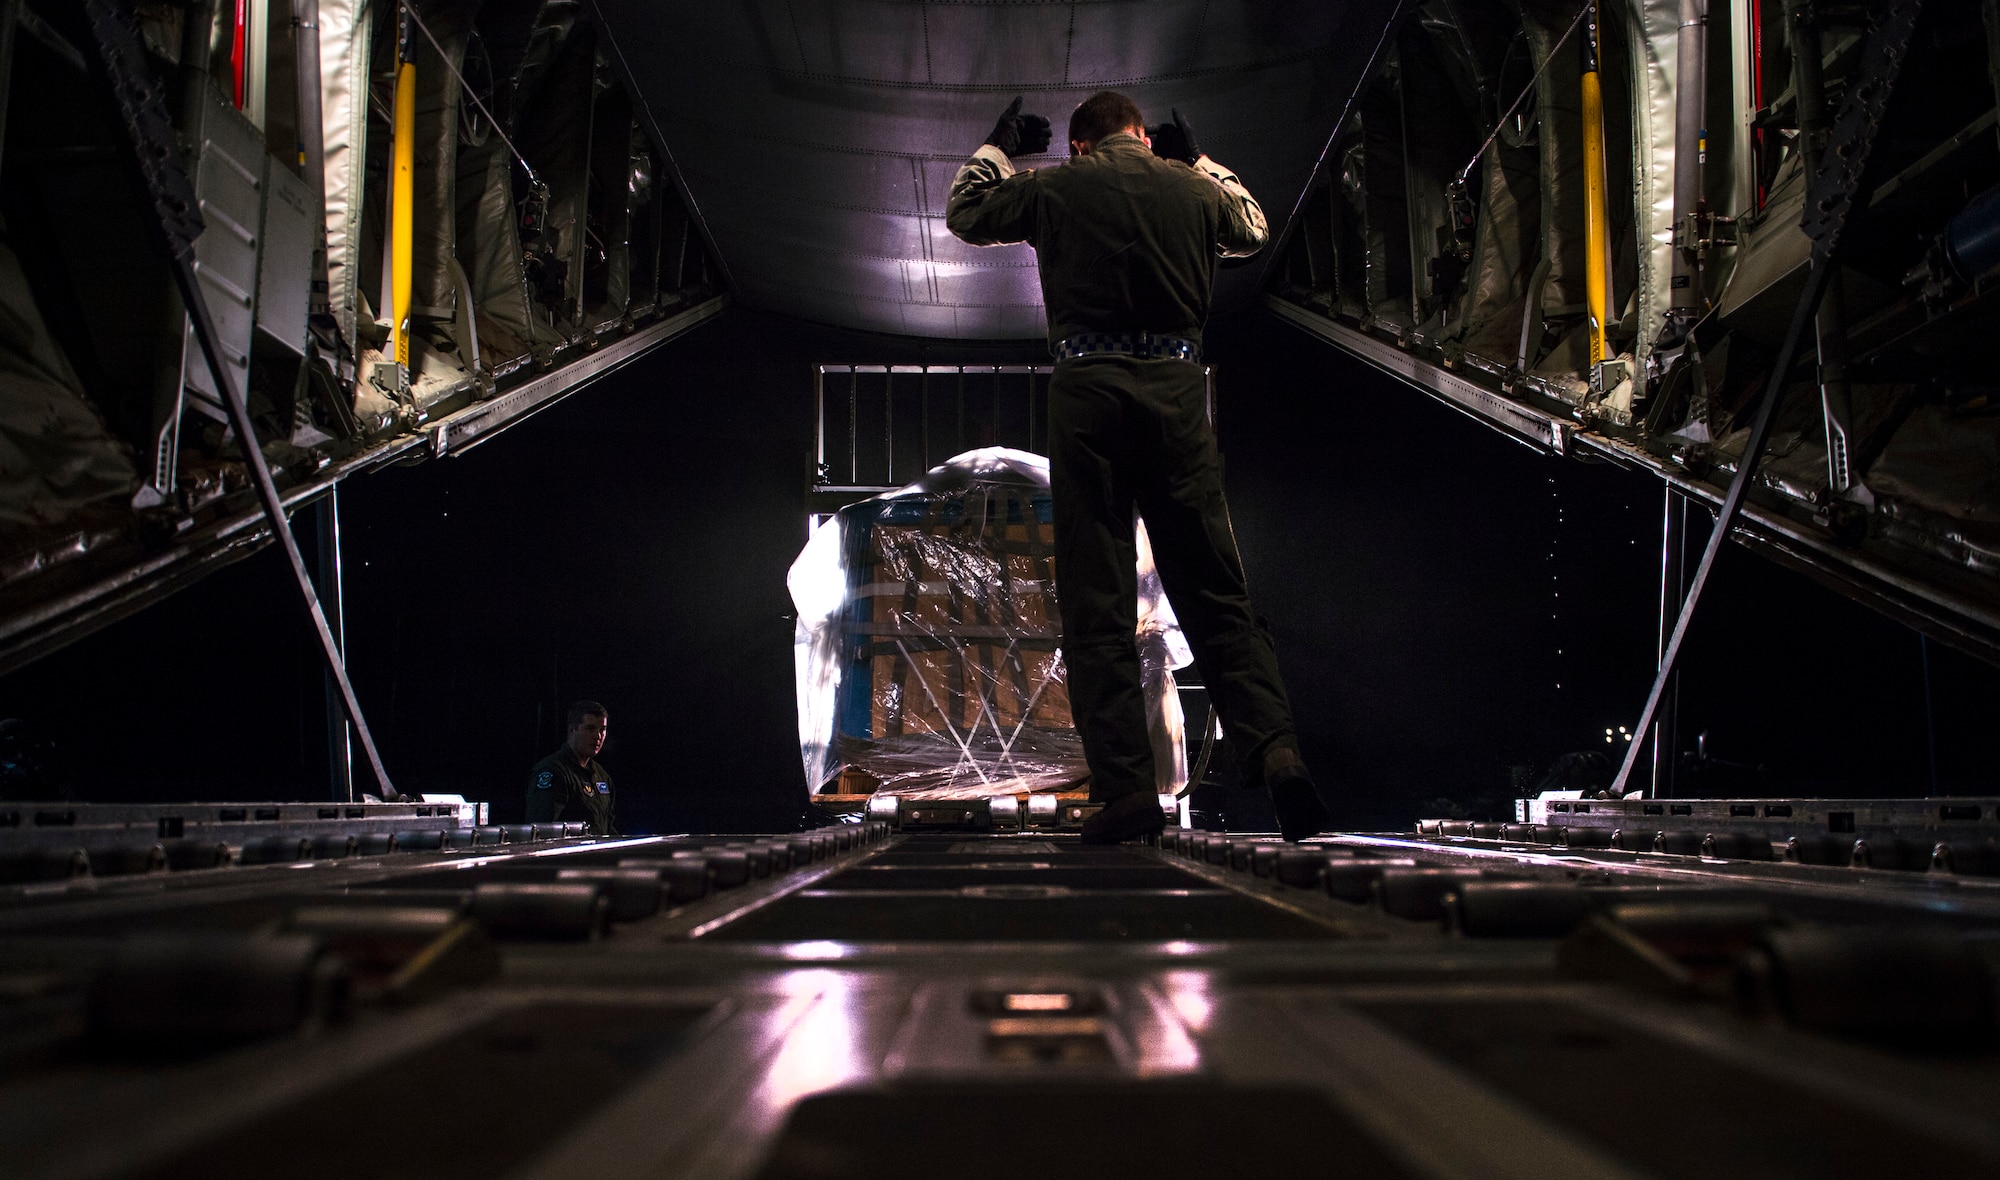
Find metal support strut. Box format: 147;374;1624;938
1612;0;1925;796
79;0;400;800
315;491;354;802
1650;488;1686;797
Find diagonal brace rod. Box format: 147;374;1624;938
1609;255;1836;796
1612;0;1923;796
179;266;402;800
80;0;398;799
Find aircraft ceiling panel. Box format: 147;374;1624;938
727;241;1047;309
918;7;1098;87
786;2;938;82
687;145;934;216
600;0;1401;339
678;181;935;261
1034;6;1211;81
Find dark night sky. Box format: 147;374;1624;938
3;306;1997;831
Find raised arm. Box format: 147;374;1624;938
1195;155;1268;258
945;97;1049;246
1146;108;1267;258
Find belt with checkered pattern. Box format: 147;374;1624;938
1053;332;1202;363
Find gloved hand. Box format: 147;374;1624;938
984;96;1053;158
1145;108;1200;165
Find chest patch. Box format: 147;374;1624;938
595;782;609;794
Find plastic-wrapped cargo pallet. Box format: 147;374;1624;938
791;449;1189;802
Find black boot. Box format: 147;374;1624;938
1263;747;1327;842
1080;792;1166;845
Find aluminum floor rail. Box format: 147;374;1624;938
0;816;1996;1179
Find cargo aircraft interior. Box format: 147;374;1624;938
3;2;2000;1177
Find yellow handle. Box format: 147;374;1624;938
1580;66;1612;368
390;59;416;376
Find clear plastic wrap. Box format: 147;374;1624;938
791;448;1191;800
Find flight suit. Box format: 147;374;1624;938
946;132;1300;803
525;748;616;834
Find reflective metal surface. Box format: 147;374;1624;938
3;819;1998;1177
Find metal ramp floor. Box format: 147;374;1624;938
2;823;1998;1178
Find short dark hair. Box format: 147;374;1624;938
1068;91;1144;151
566;700;607;730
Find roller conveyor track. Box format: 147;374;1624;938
1;821;1998;1180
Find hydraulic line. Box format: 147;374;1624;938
1580;1;1614;369
1751;0;1767;209
1668;0;1707;326
230;0;249;108
290;1;333;328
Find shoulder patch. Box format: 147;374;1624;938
536;771;552;789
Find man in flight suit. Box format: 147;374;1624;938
526;700;616;835
947;92;1329;844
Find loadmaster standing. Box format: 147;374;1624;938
946;91;1329;845
527;700;616;835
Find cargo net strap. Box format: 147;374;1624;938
790;448;1187;801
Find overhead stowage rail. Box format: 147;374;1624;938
1265;0;2000;667
0;1;726;673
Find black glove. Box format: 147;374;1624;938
984;96;1052;158
1145;108;1200;165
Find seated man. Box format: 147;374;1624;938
526;701;616;835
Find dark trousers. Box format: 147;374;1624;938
1048;355;1298;802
